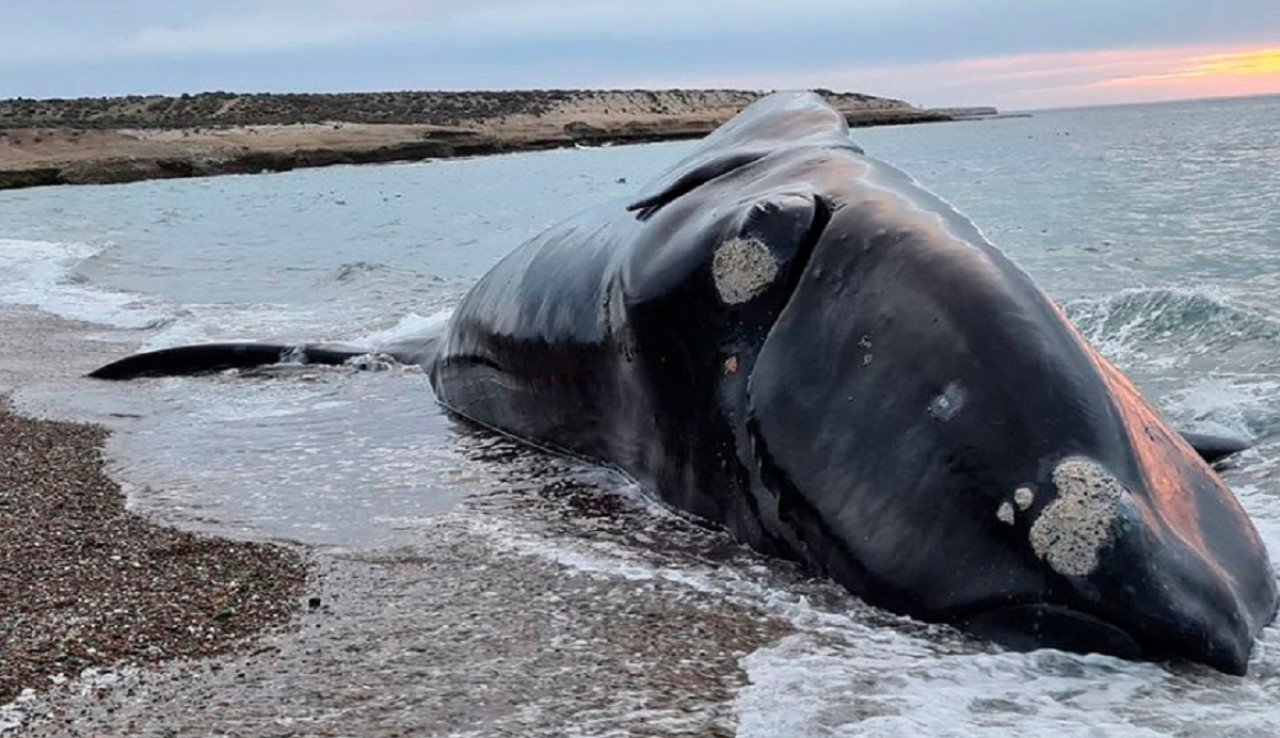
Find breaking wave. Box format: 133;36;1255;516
1066;287;1280;361
0;238;171;329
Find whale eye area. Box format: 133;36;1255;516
712;237;778;304
928;381;967;422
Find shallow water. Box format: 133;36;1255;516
2;94;1279;736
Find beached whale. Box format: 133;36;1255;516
91;92;1276;674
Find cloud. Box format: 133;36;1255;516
4;0;1277;66
125;15;391;56
1097;47;1280;87
1;0;1279;104
622;43;1280;110
0;0;951;63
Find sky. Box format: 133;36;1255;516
1;1;1279;110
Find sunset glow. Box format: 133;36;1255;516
3;1;1280;109
852;44;1280;110
1101;47;1280;88
655;42;1280;112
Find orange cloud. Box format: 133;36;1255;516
1098;47;1280;88
627;42;1280;110
931;44;1280;107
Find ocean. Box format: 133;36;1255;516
1;94;1279;736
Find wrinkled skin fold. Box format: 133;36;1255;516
91;92;1277;674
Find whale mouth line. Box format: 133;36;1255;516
957;602;1145;662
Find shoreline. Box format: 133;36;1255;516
0;303;795;735
0;395;310;707
0;88;967;190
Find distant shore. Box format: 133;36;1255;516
0;89;988;190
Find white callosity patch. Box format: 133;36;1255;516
712;237;778;304
998;487;1036;526
1029;458;1127;577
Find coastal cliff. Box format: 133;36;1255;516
0;89;957;190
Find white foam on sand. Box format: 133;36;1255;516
357;310;453;347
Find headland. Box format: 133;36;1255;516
0;89;976;190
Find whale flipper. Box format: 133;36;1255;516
625;150;766;218
89;322;448;381
87;343;370;380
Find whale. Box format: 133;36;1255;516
90;92;1277;673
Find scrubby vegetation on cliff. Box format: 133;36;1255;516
0;89;915;130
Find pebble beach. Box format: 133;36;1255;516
0;396;308;707
0;308;797;736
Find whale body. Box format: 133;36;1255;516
91;92;1277;673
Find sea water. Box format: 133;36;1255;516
1;94;1278;736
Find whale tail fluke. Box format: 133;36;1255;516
87;342;371;380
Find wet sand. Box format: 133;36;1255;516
11;525;792;736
